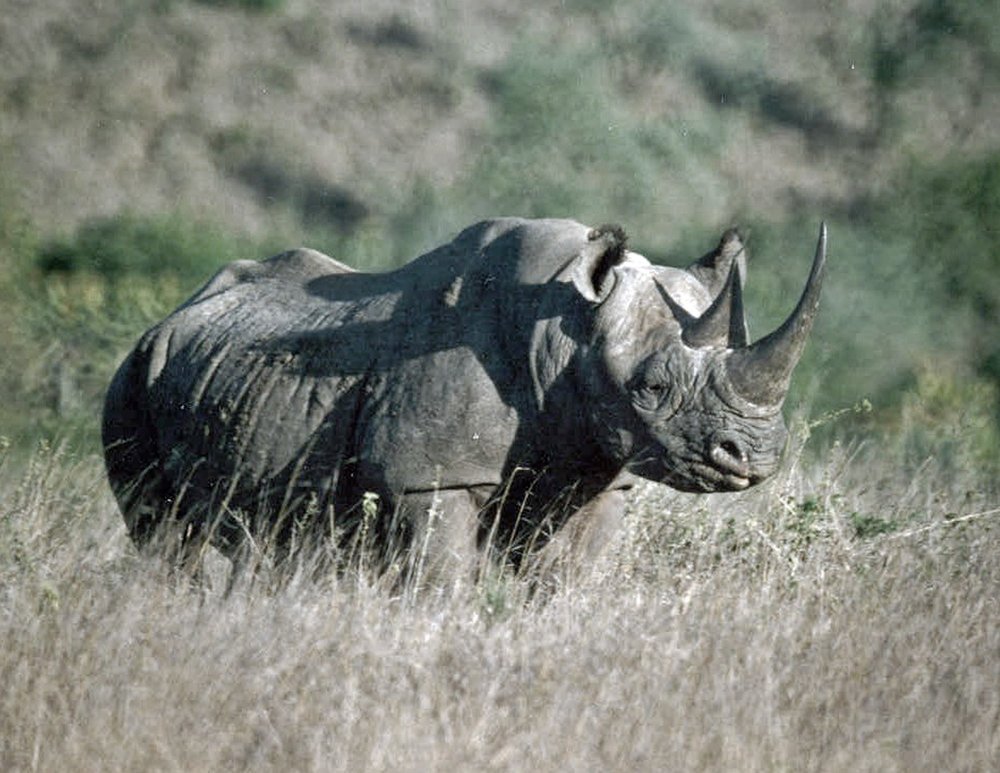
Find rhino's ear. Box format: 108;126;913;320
686;228;747;300
571;224;629;302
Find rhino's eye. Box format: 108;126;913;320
630;352;685;414
632;376;672;412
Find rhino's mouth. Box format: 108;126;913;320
628;450;755;492
689;460;752;491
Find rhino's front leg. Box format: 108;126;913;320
524;484;630;587
396;486;494;588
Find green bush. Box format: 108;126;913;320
897;365;1000;479
874;152;1000;383
193;0;284;12
37;212;257;284
451;39;725;236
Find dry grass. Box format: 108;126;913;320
1;437;997;772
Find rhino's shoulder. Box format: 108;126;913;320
261;247;355;281
188;248;351;305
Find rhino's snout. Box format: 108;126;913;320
679;429;784;492
687;435;751;492
707;423;787;489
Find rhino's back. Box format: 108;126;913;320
187;247;355;304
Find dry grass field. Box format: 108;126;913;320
1;430;997;771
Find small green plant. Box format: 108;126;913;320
849;512;899;539
785;496;825;552
477;567;519;624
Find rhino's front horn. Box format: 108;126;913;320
726;223;828;407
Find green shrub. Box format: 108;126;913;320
193;0;284;12
454;39;725;234
896;365;1000;478
875;152;1000;382
849;511;900;539
37;212;256;284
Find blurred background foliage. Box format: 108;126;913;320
0;0;997;474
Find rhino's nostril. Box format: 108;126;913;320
720;440;745;462
711;439;750;477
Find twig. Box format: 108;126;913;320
886;507;1000;540
748;519;794;567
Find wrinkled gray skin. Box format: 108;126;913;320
103;217;827;577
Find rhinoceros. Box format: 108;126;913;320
103;217;826;578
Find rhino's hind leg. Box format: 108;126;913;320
103;346;168;547
103;431;170;547
103;347;206;576
105;452;202;572
103;423;210;578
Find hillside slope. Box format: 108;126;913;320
2;0;995;242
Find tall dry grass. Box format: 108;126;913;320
1;434;997;771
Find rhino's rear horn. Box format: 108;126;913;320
687;226;748;299
654;261;749;349
682;262;749;348
726;223;828;407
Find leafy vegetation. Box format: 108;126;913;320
37;212;253;280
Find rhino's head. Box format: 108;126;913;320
571;223;827;493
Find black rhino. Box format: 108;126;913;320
103;217;826;578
